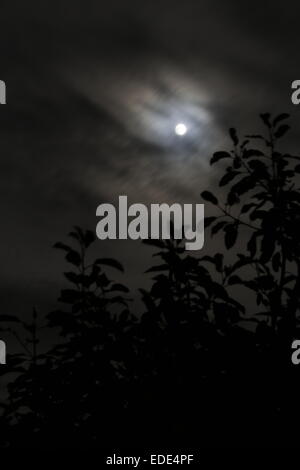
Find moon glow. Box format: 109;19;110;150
175;123;187;136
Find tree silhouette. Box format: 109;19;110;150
202;113;300;333
1;114;300;448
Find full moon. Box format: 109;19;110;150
175;123;187;136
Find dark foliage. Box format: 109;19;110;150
1;114;300;448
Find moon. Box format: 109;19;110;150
175;123;187;136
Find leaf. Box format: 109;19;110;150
65;250;81;267
247;234;257;257
211;282;229;300
228;275;242;285
59;289;81;303
211;220;227;235
246;134;264;140
68;231;80;241
109;296;128;306
260;234;276;264
256;293;263;306
252;191;268;201
241;203;256;214
248;159;268;176
260;113;271;127
250;210;266;221
84;230;96;247
273;113;289;127
73;226;84;239
96;272;110;287
272;252;281;272
201;191;218;205
229;127;238;145
204;217;217;228
243;149;264;158
241;139;250;149
274;124;290;139
255;275;273;290
210;151;231;165
145;264;169;273
219;171;240;187
214;253;223;272
282;170;294;179
64;272;80;284
0;315;20;323
227;191;240;206
95;258;124;272
231;175;256;196
53;242;71;252
200;255;215;264
224;224;238;249
139;288;156;311
110;283;129;293
233;157;241;169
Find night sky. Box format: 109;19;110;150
0;0;299;318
